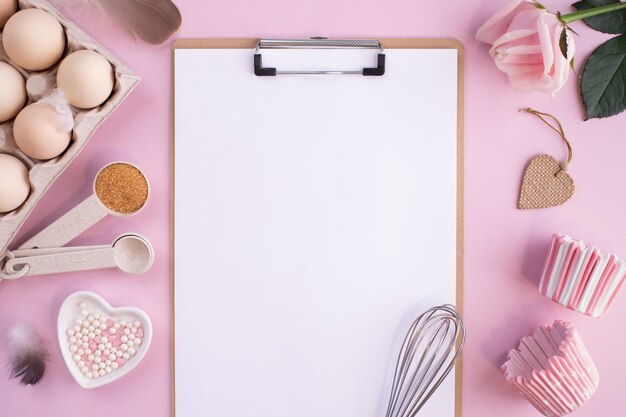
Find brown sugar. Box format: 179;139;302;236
95;163;149;214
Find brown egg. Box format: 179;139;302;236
0;61;26;122
0;0;18;28
13;104;72;160
2;8;66;71
0;153;30;213
57;50;115;109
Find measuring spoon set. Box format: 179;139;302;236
0;162;154;280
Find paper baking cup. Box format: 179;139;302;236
502;320;599;416
539;234;626;318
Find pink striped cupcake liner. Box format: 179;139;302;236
502;320;599;416
539;234;626;318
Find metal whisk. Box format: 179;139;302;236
384;304;465;417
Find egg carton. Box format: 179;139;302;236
0;0;140;254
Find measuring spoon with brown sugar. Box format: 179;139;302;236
19;162;150;249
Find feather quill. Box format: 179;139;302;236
6;325;49;385
94;0;182;44
54;0;182;45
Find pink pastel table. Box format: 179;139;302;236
1;0;625;416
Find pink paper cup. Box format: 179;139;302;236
502;320;599;416
539;233;626;318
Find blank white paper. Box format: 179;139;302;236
174;47;459;417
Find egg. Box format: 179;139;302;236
57;50;115;109
0;154;30;213
0;0;17;28
13;104;72;160
0;62;26;122
2;8;66;71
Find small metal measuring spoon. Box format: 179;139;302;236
1;234;154;279
19;162;150;249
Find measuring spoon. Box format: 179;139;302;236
3;234;154;278
19;162;150;249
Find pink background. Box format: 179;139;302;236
1;0;625;415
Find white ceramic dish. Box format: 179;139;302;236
57;291;152;389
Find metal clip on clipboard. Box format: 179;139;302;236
254;38;385;76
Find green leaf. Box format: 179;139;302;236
580;34;626;119
559;28;569;58
573;0;626;34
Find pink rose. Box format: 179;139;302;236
476;0;575;94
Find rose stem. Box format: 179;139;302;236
560;2;626;24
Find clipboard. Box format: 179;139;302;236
171;38;464;417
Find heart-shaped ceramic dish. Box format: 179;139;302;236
57;291;152;389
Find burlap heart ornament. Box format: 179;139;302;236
517;108;575;210
518;154;575;209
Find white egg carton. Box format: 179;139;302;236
0;0;140;254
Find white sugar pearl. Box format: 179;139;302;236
131;327;137;334
86;372;93;379
81;328;89;335
134;338;142;346
88;326;95;332
128;348;136;356
105;360;111;366
114;323;121;329
126;322;132;328
111;362;119;370
87;316;94;323
78;349;85;355
128;333;135;341
101;337;108;343
70;345;78;353
109;328;117;335
98;344;105;351
99;362;106;369
79;302;87;309
78;361;85;368
95;350;101;357
94;329;101;335
103;349;110;356
108;354;116;361
73;325;81;332
92;364;99;371
121;344;128;352
82;342;89;349
122;353;130;360
133;321;140;328
69;336;77;344
105;343;112;349
105;366;112;374
100;324;107;330
123;329;130;335
93;320;100;327
82;336;89;342
94;314;100;319
67;329;75;337
88;333;95;339
121;335;128;343
116;351;123;358
94;356;101;364
73;354;81;362
120;320;126;327
76;320;83;326
88;354;95;361
127;341;134;348
85;348;92;355
81;366;88;373
99;369;106;376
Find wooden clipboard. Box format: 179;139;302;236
171;38;464;417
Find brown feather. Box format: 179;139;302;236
93;0;182;45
